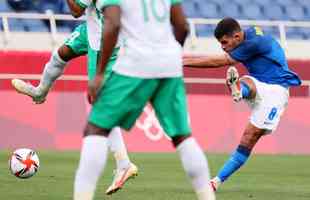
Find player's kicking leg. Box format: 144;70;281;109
226;66;242;102
12;23;88;104
11;45;80;104
225;66;256;102
210;123;267;191
105;127;138;195
211;67;270;191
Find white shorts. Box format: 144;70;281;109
243;76;289;131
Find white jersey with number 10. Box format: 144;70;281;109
97;0;184;78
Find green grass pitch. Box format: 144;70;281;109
1;151;309;200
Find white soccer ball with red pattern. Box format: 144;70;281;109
9;148;40;179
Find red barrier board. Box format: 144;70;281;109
1;91;309;154
1;51;309;153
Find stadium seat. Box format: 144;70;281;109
219;3;241;19
182;0;200;18
233;0;252;5
195;24;214;37
275;0;297;7
285;4;306;21
209;0;231;7
198;2;219;19
303;4;310;20
286;27;306;39
7;0;35;12
22;19;49;32
7;18;49;32
253;0;274;6
263;4;287;20
8;18;27;31
36;0;65;14
300;27;310;39
57;25;72;33
0;0;13;12
242;4;264;20
297;0;308;6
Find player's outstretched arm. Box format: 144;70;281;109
170;4;189;46
66;0;88;18
183;53;238;68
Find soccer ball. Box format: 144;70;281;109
9;148;40;179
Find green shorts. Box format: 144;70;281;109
64;23;88;55
64;22;119;80
87;47;120;80
88;73;191;138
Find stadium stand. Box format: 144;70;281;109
285;4;306;21
242;4;263;20
6;17;49;32
7;0;34;12
2;0;76;31
0;0;11;12
198;2;219;19
286;27;306;39
36;0;65;14
182;0;198;18
264;4;288;21
219;3;240;19
181;0;310;39
1;0;310;38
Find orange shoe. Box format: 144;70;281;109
105;163;138;195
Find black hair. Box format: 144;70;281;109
214;17;241;40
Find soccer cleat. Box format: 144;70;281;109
11;79;47;104
226;66;242;102
105;163;138;195
210;177;222;192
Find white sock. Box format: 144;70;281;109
177;137;215;200
37;50;67;93
108;127;131;170
74;135;108;200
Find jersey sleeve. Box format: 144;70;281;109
97;0;121;10
75;0;91;8
229;36;272;62
171;0;182;5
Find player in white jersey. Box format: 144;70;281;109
11;0;138;195
74;0;215;200
73;1;139;194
